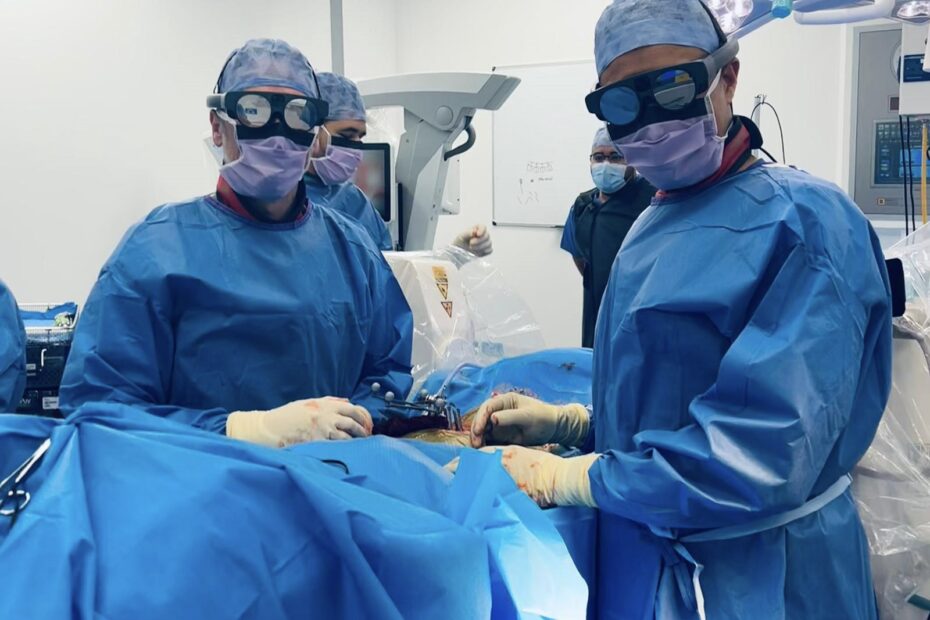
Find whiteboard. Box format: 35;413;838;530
492;60;605;228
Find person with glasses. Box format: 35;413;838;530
61;39;414;448
561;127;654;348
465;1;891;616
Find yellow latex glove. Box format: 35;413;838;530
226;397;372;448
447;446;599;508
469;393;590;448
452;225;493;257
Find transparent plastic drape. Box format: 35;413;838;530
854;224;930;618
385;247;545;392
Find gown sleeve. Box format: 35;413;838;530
60;259;229;433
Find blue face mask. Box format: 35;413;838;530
591;162;628;194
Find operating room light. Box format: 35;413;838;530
706;0;755;33
898;0;930;18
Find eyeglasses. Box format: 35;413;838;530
330;135;364;148
590;153;624;164
207;91;329;132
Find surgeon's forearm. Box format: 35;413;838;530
144;404;230;434
586;423;814;531
61;360;230;434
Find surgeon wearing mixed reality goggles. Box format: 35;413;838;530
561;127;655;348
61;39;414;449
463;2;892;618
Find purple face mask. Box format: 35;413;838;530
220;135;310;201
312;145;364;186
612;78;726;191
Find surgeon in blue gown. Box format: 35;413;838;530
61;39;414;447
0;279;26;412
305;72;394;251
466;2;892;618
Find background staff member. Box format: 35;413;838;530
561;127;655;347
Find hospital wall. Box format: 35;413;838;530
395;0;851;348
0;0;398;305
0;0;855;351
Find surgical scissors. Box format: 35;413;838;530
0;438;51;519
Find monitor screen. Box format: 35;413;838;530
901;148;928;179
351;143;392;223
873;120;930;186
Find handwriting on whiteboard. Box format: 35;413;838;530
517;161;555;205
526;161;554;174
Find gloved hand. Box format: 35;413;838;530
469;393;590;449
452;225;493;257
447;447;599;508
226;397;373;448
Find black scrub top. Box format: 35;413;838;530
561;176;655;348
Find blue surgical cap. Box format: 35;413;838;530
591;127;614;151
318;72;367;122
217;38;319;98
595;0;721;76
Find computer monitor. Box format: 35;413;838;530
873;120;930;186
351;142;392;223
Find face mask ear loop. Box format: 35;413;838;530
710;66;736;136
215;112;244;167
706;70;722;99
704;71;727;139
312;125;332;158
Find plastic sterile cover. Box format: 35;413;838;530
365;107;402;169
385;246;545;391
853;223;930;619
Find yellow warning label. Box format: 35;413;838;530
441;301;454;318
432;266;449;300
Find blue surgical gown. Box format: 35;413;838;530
305;174;393;250
0;280;26;411
60;196;413;432
589;164;892;619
